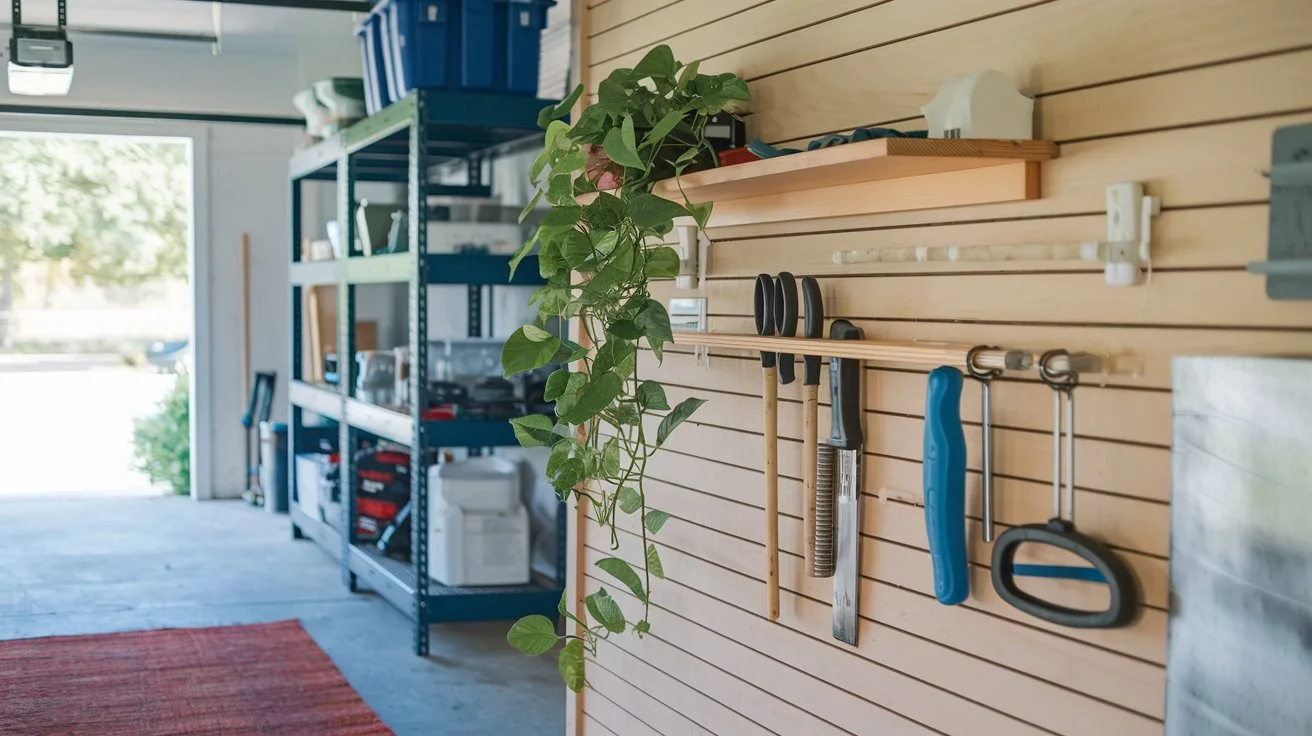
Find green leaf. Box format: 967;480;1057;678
537;84;584;128
518;188;544;224
605;402;640;427
584;192;627;230
552;372;589;419
641;109;686;150
503;326;562;377
585;588;626;634
618;486;642;514
602;119;643;169
547;172;574;206
645;246;680;279
546;439;574;478
538;204;583;238
549;456;586;495
601;438;622;478
509;414;557;448
544;369;571;402
593;339;636;378
634;620;651;636
550;339;589;365
558;639;586;693
522;324;553;342
507;614;559;656
631;44;677;81
645;509;671;535
589;229;618;256
573;174;598;196
687;201;713;229
607;320;643;340
675;146;702;166
649;336;665;363
636;299;673;344
636;380;669;411
507;234;537;280
646;544;665;579
537;240;567;280
596;557;647;603
657;397;706;445
597;68;632;105
675;59;700;91
560;371;623;424
562;230;598;271
629;194;689;230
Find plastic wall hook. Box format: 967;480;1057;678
1103;183;1161;286
675;223;709;291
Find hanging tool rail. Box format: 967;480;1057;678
670;331;1125;376
286;88;564;657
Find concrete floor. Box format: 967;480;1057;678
0;495;564;736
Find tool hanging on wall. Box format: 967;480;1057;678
819;320;864;645
800;277;828;577
967;346;1003;543
774;273;798;386
924;366;969;605
754;274;781;621
991;350;1139;628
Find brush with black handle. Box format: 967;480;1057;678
817;319;863;644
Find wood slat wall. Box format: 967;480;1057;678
571;1;1312;734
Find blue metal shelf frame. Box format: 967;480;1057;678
288;88;562;657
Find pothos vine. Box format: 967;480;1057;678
500;46;749;691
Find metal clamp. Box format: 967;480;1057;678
966;346;1001;543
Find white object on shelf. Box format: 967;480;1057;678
426;222;524;254
295;454;334;520
427;457;530;586
921;69;1034;140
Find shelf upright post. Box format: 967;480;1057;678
289;175;305;539
338;149;359;592
409;91;432;656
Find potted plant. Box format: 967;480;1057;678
500;45;749;691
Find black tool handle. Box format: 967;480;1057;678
754;274;776;369
801;277;823;386
827;320;863;450
991;519;1139;628
774;273;798;384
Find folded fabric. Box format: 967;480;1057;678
747;127;929;158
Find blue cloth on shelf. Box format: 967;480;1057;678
747;127;929;159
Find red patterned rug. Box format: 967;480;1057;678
0;620;392;736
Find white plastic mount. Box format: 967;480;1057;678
674;222;710;291
1103;182;1161;286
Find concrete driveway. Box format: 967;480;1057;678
0;366;176;497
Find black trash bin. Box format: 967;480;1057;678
259;421;290;513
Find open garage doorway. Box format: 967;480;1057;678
0;131;195;498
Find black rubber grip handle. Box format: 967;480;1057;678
827;319;863;450
991;519;1139;629
754;274;776;369
801;277;823;386
774;273;798;385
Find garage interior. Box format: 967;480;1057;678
2;1;1310;736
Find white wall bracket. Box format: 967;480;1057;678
674;222;710;291
1102;182;1161;287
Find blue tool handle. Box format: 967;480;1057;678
1013;564;1108;583
924;366;969;605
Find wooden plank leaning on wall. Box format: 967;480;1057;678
577;1;1312;734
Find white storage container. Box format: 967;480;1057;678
295;454;333;521
429;505;530;587
428;456;520;512
427;457;530;586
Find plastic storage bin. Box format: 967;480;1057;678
380;0;554;97
357;10;392;114
427;457;530;586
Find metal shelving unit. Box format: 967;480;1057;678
287;88;564;656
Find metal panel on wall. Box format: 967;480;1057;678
1169;357;1312;735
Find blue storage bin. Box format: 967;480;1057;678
497;0;553;95
357;10;392;114
382;0;554;97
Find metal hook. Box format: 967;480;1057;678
966;346;1001;542
1038;350;1077;523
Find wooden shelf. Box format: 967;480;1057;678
590;138;1058;227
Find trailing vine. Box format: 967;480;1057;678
500;46;749;691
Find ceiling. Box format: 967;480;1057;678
7;0;361;43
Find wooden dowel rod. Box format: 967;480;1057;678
762;366;780;622
672;332;1109;375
